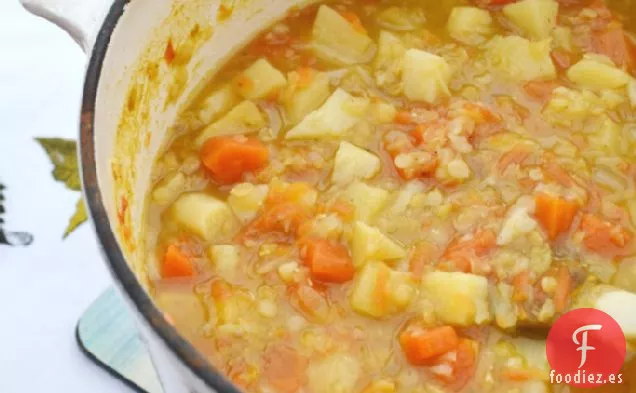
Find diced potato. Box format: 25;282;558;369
503;0;558;40
227;183;269;223
196;101;266;147
332;141;381;186
488;36;556;81
613;258;636;292
284;70;331;123
152;172;186;206
595;288;636;339
567;55;630;90
312;5;375;65
352;221;406;267
155;284;206;337
342;182;390;223
197;83;240;125
374;30;406;90
171;192;238;242
402;49;451;104
447;7;494;45
208;245;240;279
350;261;416;317
421;271;491;326
286;88;369;139
307;352;361;393
234;58;287;100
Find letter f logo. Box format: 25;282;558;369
572;324;603;369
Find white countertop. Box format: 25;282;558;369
0;2;133;392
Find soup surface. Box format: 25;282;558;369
146;0;636;392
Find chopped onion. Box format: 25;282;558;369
593;166;627;192
257;101;283;137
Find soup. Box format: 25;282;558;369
145;0;636;392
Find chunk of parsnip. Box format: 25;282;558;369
171;192;238;241
447;7;494;45
342;182;390;223
488;36;556;81
196;101;266;147
352;221;406;268
567;55;630;90
421;271;491;326
197;83;240;125
332;141;381;186
284;70;331;124
350;261;416;317
312;5;375;65
402;49;451;104
503;0;558;40
286;88;369;139
234;58;287;100
227;183;269;223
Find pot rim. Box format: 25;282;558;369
79;2;242;391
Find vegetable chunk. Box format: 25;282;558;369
171;192;238;242
302;238;355;283
402;49;451;104
447;7;494;45
201;136;269;185
234;58;287;100
228;183;270;223
400;324;459;366
312;5;375;65
196;101;266;147
567;55;630;90
283;69;331;123
350;261;416;317
307;353;361;393
503;0;558;40
197;83;240;125
286;88;369;139
488;36;556;81
342;182;390;223
332;141;381;186
352;221;406;267
162;244;195;278
421;271;491;326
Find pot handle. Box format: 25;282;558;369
20;0;113;53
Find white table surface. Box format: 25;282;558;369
0;2;133;392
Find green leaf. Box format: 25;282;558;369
36;138;81;191
64;198;88;238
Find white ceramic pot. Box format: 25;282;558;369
19;0;313;391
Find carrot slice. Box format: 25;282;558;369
302;239;355;283
554;265;572;313
162;244;195;278
534;193;579;241
200;136;269;185
399;324;460;366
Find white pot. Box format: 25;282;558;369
20;0;313;391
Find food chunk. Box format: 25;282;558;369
196;101;266;147
447;7;494;45
402;49;451;104
332;141;381;186
283;69;331;123
352;221;406;267
421;271;491;326
350;261;416;317
197;83;240;125
502;0;558;40
488;36;556;81
374;30;407;90
307;353;361;393
208;245;240;279
200;136;269;185
286;89;369;139
228;183;269;223
400;324;459;366
302;238;355;283
341;182;390;223
171;192;238;242
312;5;374;65
567;54;630;90
234;58;287;100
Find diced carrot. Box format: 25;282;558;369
447;339;477;390
534;193;580;241
523;80;560;102
301;238;355;283
399;324;460;366
296;67;314;88
441;230;497;274
200;136;269;185
339;11;367;34
591;25;635;68
581;214;633;257
249;203;310;236
497;144;533;173
162;244;195;278
263;345;308;393
394;111;414;125
164;39;176;65
554;265;572;313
